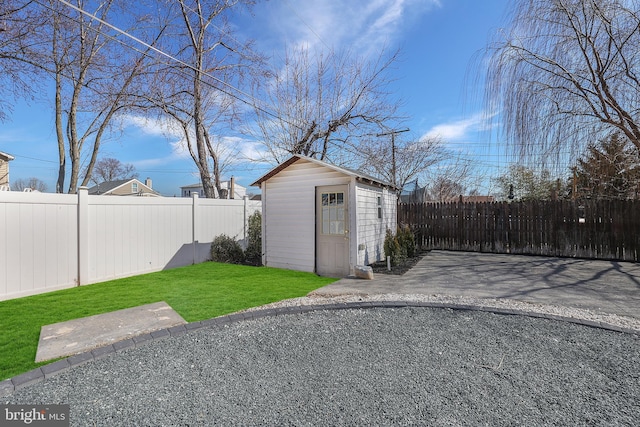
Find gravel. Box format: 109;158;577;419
4;305;640;426
249;293;640;333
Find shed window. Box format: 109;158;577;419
377;196;382;219
321;192;345;235
132;182;138;193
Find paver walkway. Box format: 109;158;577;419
314;250;640;319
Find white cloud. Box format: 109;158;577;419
264;0;441;56
422;112;496;142
230;138;270;164
120;113;271;171
120;114;191;160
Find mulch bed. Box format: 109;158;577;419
369;250;430;276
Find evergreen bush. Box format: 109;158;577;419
397;224;416;258
384;228;406;266
210;234;245;264
244;211;262;266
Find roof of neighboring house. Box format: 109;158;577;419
88;178;160;196
180;180;246;190
180;183;204;190
250;155;399;190
0;151;15;162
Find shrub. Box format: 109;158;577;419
210;234;245;264
397;224;416;258
244;211;262;266
384;228;406;266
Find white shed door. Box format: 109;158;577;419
316;185;350;277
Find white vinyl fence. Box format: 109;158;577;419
0;188;261;301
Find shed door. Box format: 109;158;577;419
316;185;350;277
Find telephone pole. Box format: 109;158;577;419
376;128;409;187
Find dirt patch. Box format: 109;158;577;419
369;250;430;276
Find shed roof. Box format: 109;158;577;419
251;155;399;190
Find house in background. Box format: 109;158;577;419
251;154;398;277
400;183;495;204
180;179;246;199
0;151;15;189
88;178;160;196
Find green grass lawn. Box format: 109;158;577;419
0;262;337;381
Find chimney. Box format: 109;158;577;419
230;176;235;199
145;177;152;189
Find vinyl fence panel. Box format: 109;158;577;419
0;189;260;301
0;192;78;300
86;196;194;283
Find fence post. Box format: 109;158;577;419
192;193;199;264
243;195;248;250
77;187;89;286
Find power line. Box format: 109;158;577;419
178;1;264;60
47;0;289;125
282;0;332;51
4;152;57;163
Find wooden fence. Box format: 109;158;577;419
398;200;640;261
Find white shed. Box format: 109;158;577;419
251;155;398;277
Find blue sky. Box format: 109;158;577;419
0;0;512;196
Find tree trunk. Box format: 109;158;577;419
55;69;65;193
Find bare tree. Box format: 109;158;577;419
425;176;466;203
139;0;260;198
11;177;48;192
356;132;446;191
493;164;560;201
485;0;640;166
87;157;138;184
249;46;403;165
0;1;42;121
6;0;160;193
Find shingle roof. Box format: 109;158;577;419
250;155;399;190
180;181;246;190
87;179;159;196
88;179;131;195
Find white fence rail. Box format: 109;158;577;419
0;188;261;301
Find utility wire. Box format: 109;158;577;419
49;0;289;125
282;0;332;51
178;1;263;60
2;152;57;163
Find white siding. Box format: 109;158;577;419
0;160;8;186
355;184;397;266
262;159;350;272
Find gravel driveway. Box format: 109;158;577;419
4;306;639;426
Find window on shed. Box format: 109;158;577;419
377;196;382;219
132;182;138;193
321;192;346;235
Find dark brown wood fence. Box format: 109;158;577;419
398;200;640;261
